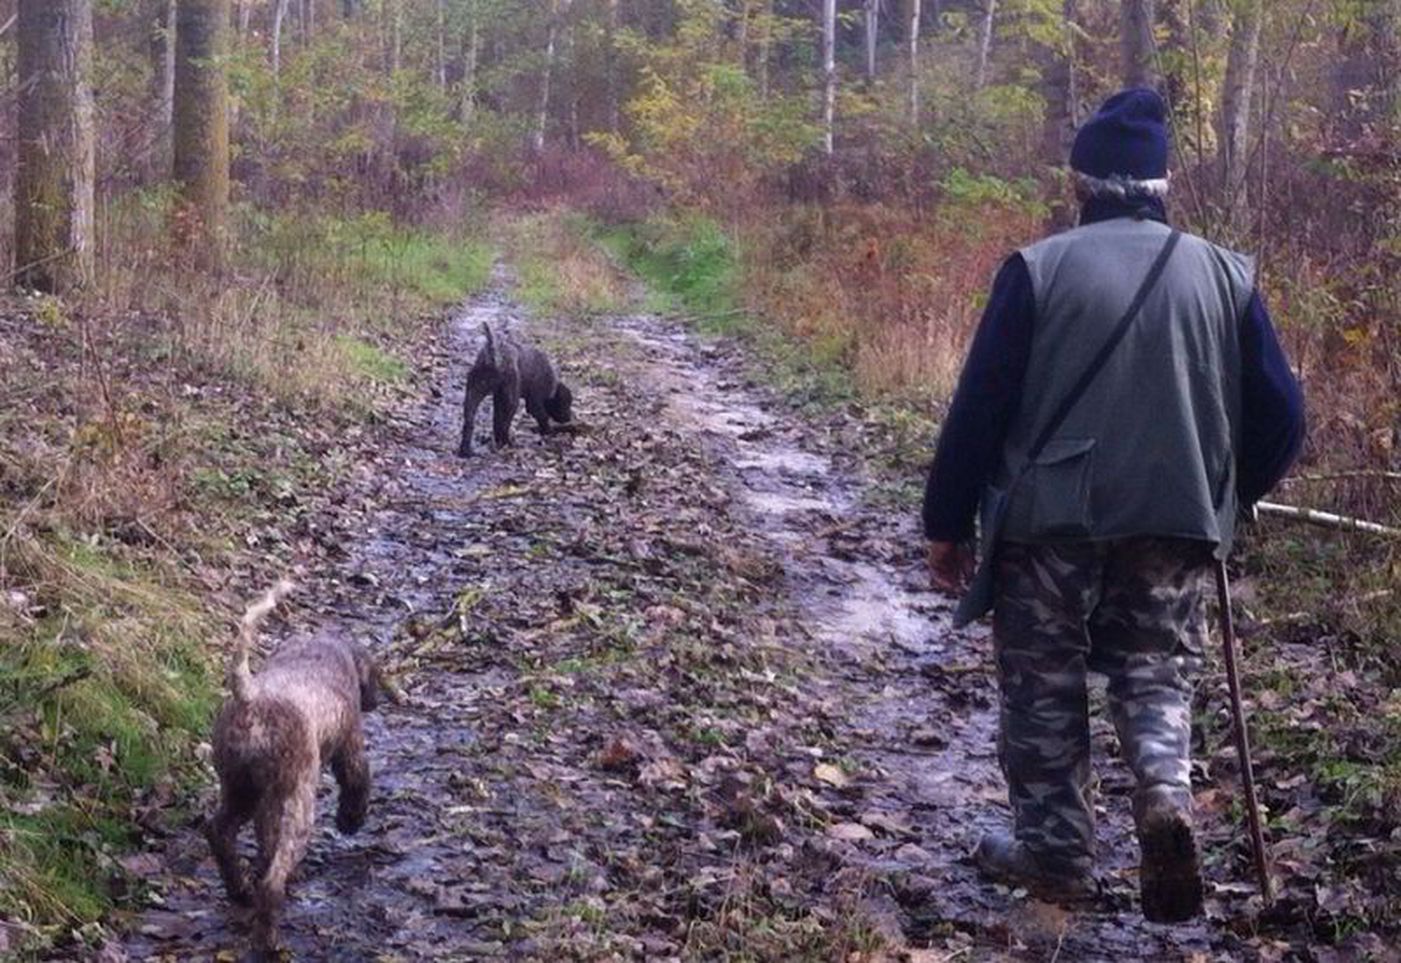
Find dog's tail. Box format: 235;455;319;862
481;321;499;368
230;579;295;704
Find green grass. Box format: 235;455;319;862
590;214;858;410
594;215;741;332
335;335;410;383
0;537;217;936
356;229;495;309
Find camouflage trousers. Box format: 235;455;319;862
991;537;1210;875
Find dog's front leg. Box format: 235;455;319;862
458;375;494;457
331;728;371;835
525;395;554;436
492;387;519;449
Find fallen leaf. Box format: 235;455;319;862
827;822;874;842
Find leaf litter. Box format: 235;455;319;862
110;269;1396;962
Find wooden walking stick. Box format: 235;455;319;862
1214;558;1274;902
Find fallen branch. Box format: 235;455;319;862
1256;501;1401;539
1280;470;1401;485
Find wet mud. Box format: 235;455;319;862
119;272;1268;961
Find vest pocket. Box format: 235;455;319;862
1029;438;1096;538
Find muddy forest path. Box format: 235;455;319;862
123;268;1246;962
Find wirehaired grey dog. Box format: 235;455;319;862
457;322;574;457
206;581;382;958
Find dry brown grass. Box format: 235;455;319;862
505;209;630;317
742;202;1040;405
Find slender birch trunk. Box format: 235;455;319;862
757;0;773;101
533;0;562;154
975;0;996;91
272;0;291;80
908;0;920;124
435;0;448;90
461;13;481;124
147;0;176;181
605;0;620;131
822;0;836;155
864;0;879;83
1217;0;1262;212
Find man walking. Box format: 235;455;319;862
922;89;1304;922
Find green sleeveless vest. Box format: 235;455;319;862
989;217;1254;556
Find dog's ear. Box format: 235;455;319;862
352;646;382;712
546;382;573;423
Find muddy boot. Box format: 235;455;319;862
974;831;1096;902
1135;785;1203;923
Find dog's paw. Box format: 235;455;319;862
336;808;366;835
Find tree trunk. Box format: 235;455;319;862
435;0;447;90
1121;0;1156;88
736;0;750;69
908;0;920;124
975;0;995;90
1065;0;1079;127
146;0;176;182
382;0;401;75
565;17;579;150
864;0;878;83
1330;0;1400;143
461;13;481;125
173;0;231;263
15;0;95;293
757;0;773;100
272;0;291;79
1216;0;1262;211
822;0;836;155
533;0;562;153
605;0;620;131
1038;0;1077;163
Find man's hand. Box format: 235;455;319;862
927;540;975;595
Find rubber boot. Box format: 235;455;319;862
974;830;1097;902
1135;784;1204;923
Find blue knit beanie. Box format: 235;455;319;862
1069;88;1169;180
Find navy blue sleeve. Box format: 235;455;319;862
1237;290;1305;506
922;254;1035;541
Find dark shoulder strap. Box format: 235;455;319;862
1025;229;1182;462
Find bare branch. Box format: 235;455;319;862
1256;501;1401;539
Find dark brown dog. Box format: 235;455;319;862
457;322;574;456
206;581;381;958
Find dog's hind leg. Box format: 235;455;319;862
206;788;255;906
251;777;317;957
457;370;495;457
331;728;371;835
